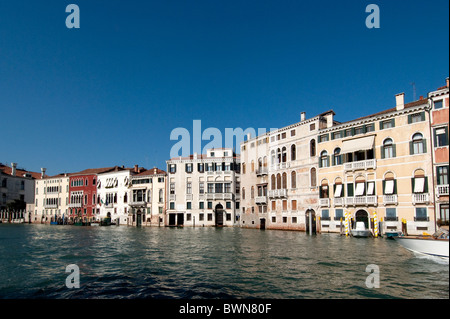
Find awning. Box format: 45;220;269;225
414;177;425;193
367;182;375;195
341;135;375;154
334;184;343;197
355;182;365;196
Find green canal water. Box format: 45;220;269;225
0;224;448;299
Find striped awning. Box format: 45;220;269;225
341;135;375;154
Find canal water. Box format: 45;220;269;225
0;224;448;299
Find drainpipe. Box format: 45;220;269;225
426;98;437;233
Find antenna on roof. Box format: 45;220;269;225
411;82;417;101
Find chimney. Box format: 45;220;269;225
395;93;405;111
134;164;139;173
419;96;423;100
154;167;157;174
301;112;306;121
11;163;17;176
41;168;46;179
446;77;449;88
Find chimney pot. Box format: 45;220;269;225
41;168;46;179
395;93;405;111
11;163;17;176
134;164;138;173
301;112;306;121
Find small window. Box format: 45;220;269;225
411;133;426;154
382;138;395;159
434;127;448;147
434;100;443;109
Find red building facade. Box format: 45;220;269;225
68;167;115;223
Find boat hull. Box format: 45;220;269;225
351;230;371;238
394;237;449;258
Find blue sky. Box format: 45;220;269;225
0;0;448;175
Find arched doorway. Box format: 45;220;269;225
136;209;142;227
215;203;224;227
355;210;369;229
305;209;316;234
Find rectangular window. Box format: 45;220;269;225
291;129;296;136
224;183;231;193
318;134;329;143
199;202;204;210
321;209;330;220
186;213;191;221
354;126;364;135
292;217;297;223
169;202;175;210
413;177;425;193
226;202;231;209
186;202;192;210
332;131;342;140
271;216;276;223
282;200;287;211
335;209;344;220
437;166;449;185
386;208;397;221
415;207;428;221
207;183;214;194
199;213;204;221
384;180;395;195
282;216;287;223
185;163;193;173
207;213;213;221
271;201;276;211
380;119;395;130
170;183;175;194
439;205;449;225
199;182;204;194
408;112;425;123
186;182;192;194
434;127;449;147
291;200;297;211
434;100;443;109
207;201;213;209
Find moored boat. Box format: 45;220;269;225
351;221;372;238
394;228;449;259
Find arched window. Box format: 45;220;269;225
282;172;287;189
271;175;276;190
310;168;317;187
382;138;395;159
291;171;296;188
411;133;425;154
271;151;276;165
291;144;296;161
263;156;267;168
277;174;281;190
242;187;245;200
251;160;255;172
320;151;329;168
251;186;255;199
277;148;281;164
310;139;316;157
242;163;246;174
333;148;342;165
282;147;287;163
258;158;263;170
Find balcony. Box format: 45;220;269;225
169;194;176;201
345;196;377;206
319;198;330;207
383;195;398;205
256;167;268;176
271;163;290;170
436;185;449;197
68;202;82;208
344;159;377;172
205;193;233;200
333;197;344;207
412;193;430;205
129;200;147;206
255;196;268;204
44;203;58;209
268;189;287;198
104;203;114;208
186;194;193;201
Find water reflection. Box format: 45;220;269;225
0;224;448;299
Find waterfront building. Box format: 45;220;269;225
239;111;333;231
33;168;71;224
96;166;137;225
165;148;240;227
0;162;41;222
128;167;167;227
316;93;434;235
68;167;117;224
428;78;449;228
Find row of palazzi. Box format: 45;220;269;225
18;78;450;235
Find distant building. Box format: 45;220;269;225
166;148;240;227
0;162;41;222
68;167;117;223
428;78;449;228
128;167;167;227
33;168;71;224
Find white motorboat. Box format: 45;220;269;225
394;228;449;259
351;222;372;238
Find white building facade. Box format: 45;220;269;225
166;148;240;227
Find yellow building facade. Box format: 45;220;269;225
316;94;435;236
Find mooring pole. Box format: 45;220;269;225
309;211;312;236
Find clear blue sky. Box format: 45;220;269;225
1;0;448;175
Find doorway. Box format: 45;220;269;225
260;218;266;230
355;210;369;229
215;204;224;226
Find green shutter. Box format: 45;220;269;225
409;141;414;155
391;118;396;128
422;139;427;153
379;121;384;130
318;158;322;168
382;180;386;194
420;111;426;122
381;146;385;159
411;178;415;193
424;177;429;193
394;180;397;195
392;144;397;157
408;114;412;124
326;156;330;167
351;128;355;136
347;183;354;197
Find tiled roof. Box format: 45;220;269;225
0;163;43;179
134;168;167;176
